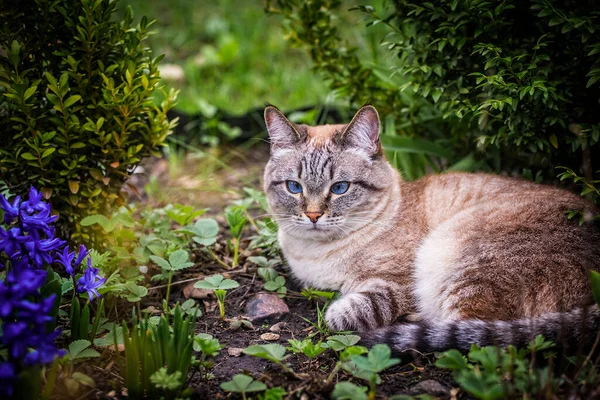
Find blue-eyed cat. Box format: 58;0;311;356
263;105;600;352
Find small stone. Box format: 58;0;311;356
300;394;309;400
245;293;289;323
183;281;212;299
260;333;280;341
269;322;287;332
408;380;450;397
227;347;244;357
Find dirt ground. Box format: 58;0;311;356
68;141;463;399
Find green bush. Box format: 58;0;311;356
269;0;600;200
0;0;178;242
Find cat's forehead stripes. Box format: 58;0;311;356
306;124;346;148
299;148;334;192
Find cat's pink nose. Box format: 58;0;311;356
305;211;323;223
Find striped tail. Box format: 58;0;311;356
362;305;600;353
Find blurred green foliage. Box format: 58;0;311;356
0;0;178;242
122;0;330;117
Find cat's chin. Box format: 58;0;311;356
284;224;349;241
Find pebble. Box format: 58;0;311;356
245;293;289;323
227;347;244;357
182;281;212;299
269;322;287;332
408;380;451;396
260;332;280;341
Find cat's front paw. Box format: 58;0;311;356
325;292;393;332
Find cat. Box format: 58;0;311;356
262;105;600;353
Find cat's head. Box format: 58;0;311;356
263;105;395;241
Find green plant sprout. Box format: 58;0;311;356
436;335;557;400
225;206;248;268
248;217;280;256
178;218;230;269
149;249;194;304
116;305;197;399
300;300;333;336
251;256;287;296
331;381;368;400
150;368;182;392
61;340;101;396
243;344;297;376
323;335;367;384
193;333;222;380
343;344;400;400
287;338;327;359
179;298;202;317
301;288;338;302
258;387;287;400
220;374;267;400
264;276;287;297
165;203;206;226
194;274;240;319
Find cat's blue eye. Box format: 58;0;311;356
331;181;350;195
286;180;303;194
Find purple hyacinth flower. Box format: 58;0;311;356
55;246;76;275
0;281;13;318
76;261;105;301
0;362;16;396
74;244;90;268
19;208;58;238
0;194;20;225
3;321;30;359
24;236;65;268
16;295;56;326
23;331;65;366
7;268;48;296
0;227;28;258
19;187;46;214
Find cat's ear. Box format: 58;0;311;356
341;105;381;155
264;106;304;152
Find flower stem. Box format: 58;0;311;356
208;248;231;269
232;237;240;268
165;270;174;304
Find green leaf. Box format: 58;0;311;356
435;349;468;369
24;85;37;101
331;382;368;400
168;249;194;270
193;333;222;356
366;344;400;372
71;372;95;388
264;276;286;291
124;282;148;302
243;344;288;362
248;256;268;267
181;218;219;246
194;274;239;290
150;368;182;390
63;95;81;109
324;335;362;351
149;255;171;270
42;148;56;158
80;214;115;232
68;339;99;359
21;152;37;160
220;374;267;393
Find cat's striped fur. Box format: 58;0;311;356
263;105;600;353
